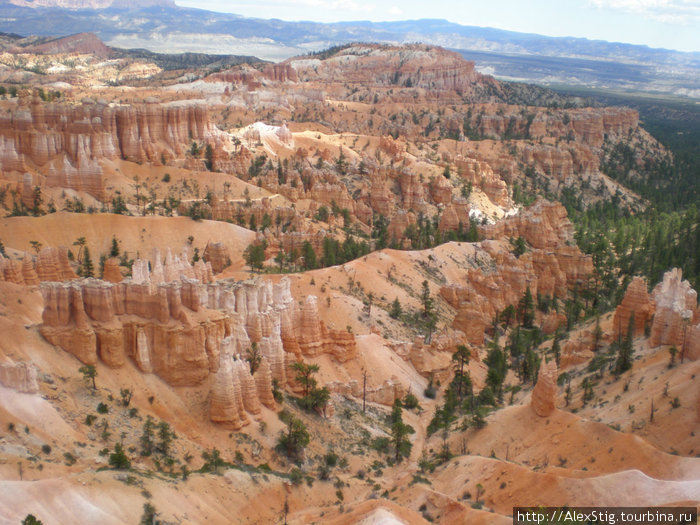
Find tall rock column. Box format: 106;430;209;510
531;360;558;417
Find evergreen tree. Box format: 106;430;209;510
592;316;603;353
156;421;175;457
614;312;635;375
421;280;433;318
82;246;94;278
244;243;265;272
204;143;214;171
109;236;120;257
390;297;402;319
390;400;415;462
551;329;562;366
109;442;130;469
139;503;159;525
291;361;319;398
485;342;507;401
79;365;97;390
451;345;471;400
246;342;262;375
140;416;155;456
518;287;535;328
201;448;223;473
276;409;309;462
302;241;317;270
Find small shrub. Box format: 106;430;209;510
402;392;420;410
370;437;390;454
324;451;339;467
63;452;77;466
424;378;437;399
109;443;130;470
41;444;51;455
289;467;304;485
96;402;109;414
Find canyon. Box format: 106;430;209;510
0;35;696;525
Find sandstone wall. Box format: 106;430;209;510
0;247;76;285
445;199;592;343
649;269;699;356
38;257;359;425
1;96;217;199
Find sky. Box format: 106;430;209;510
175;0;700;52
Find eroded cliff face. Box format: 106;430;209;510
0;246;76;285
443;199;593;343
609;269;700;360
289;44;486;97
0;361;39;394
37;247;358;426
613;277;654;340
649;269;699;358
1;96;217;199
531;359;558;417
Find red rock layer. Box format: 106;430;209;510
444;199;592;344
531;359;558;417
612;277;654;340
38;268;357;422
649;269;699;354
0;247;76;285
0;96;217;199
289;44;484;96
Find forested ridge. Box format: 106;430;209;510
554;89;700;295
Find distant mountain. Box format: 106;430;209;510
0;3;696;97
6;0;173;7
13;31;112;57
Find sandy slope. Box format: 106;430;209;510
0;212;255;269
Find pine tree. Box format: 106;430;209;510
246;342;262;375
551;329;562;366
390;400;415;462
79;365;97;390
614;312;635;375
451;345;471;399
302;241;317;270
276;409;310;462
592;315;603;352
156;421;175;457
140;503;159;525
140;416;155;456
109;442;130;469
421;280;433;318
518;286;535;328
291;361;319;398
204;143;214;171
82;246;94;278
109;236;120;257
390;297;402;319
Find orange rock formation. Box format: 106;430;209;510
531;359;558;417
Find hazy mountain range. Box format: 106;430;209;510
0;0;697;97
